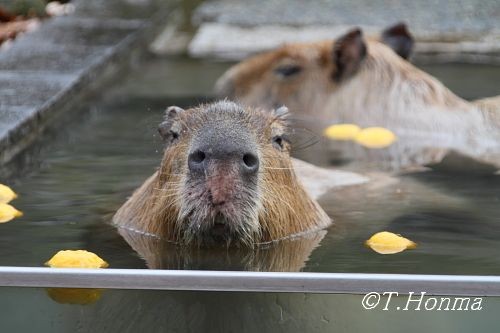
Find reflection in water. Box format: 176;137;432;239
0;58;498;276
1;287;499;333
0;57;498;331
118;226;326;271
46;288;103;305
312;171;500;274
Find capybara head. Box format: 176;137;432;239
114;101;329;247
215;23;414;115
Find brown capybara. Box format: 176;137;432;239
215;23;415;115
215;24;500;170
113;101;330;247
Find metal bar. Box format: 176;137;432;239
0;267;499;296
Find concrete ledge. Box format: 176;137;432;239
0;0;170;165
189;23;500;63
189;23;371;60
193;0;500;33
188;0;500;62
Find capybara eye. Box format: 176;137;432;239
274;64;302;78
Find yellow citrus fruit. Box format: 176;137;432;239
46;288;103;305
324;124;361;140
365;231;417;254
0;184;18;204
355;127;397;148
45;250;109;268
0;203;23;223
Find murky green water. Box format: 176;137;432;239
0;287;498;332
1;56;500;332
1;57;500;274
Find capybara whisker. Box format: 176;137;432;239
113;101;330;247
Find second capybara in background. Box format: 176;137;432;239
216;23;500;170
215;23;414;117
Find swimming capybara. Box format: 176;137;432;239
113;101;330;247
215;24;500;170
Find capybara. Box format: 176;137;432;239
113;101;330;247
215;24;500;170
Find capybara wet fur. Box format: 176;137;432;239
113;101;330;247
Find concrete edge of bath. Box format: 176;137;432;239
187;23;500;63
186;0;500;63
0;0;174;167
0;267;499;296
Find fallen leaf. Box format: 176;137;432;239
0;203;23;223
365;231;417;254
45;250;109;268
0;184;18;203
324;124;361;140
355;127;397;148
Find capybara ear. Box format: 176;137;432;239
158;106;184;141
165;106;184;119
381;22;414;59
332;28;367;82
273;106;289;119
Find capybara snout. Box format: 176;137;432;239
114;101;331;247
187;120;260;179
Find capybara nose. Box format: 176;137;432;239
188;148;259;176
188;150;207;174
241;152;259;175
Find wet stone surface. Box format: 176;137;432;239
0;106;36;137
189;0;500;61
194;0;500;35
0;72;72;107
0;0;170;164
19;17;144;48
73;0;166;20
0;41;106;73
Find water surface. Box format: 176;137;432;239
0;287;497;332
0;57;499;274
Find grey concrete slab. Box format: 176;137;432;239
0;0;172;165
0;72;72;107
0;40;106;73
0;106;36;135
20;17;144;47
189;0;500;61
0;105;40;165
73;0;168;20
194;0;500;35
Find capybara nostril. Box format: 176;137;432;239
113;100;331;246
188;150;206;173
242;153;259;174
